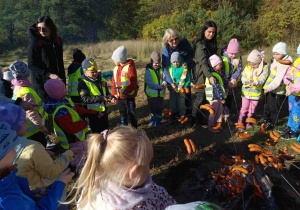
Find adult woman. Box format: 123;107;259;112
162;29;195;115
27;16;66;102
192;21;218;128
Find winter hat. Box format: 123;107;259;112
297;44;300;55
0;121;20;161
9;61;30;79
272;42;287;55
44;79;66;100
112;46;127;63
150;51;161;63
82;58;98;71
247;50;264;64
0;68;3;79
0;102;26;134
209;54;222;68
3;71;13;81
226;38;240;54
170;52;181;63
73;48;86;63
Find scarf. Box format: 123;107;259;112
11;79;33;88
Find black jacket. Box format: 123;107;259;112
27;24;66;101
78;73;112;109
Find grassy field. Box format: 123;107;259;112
2;40;300;208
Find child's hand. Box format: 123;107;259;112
70;146;83;155
102;96;109;102
249;83;254;88
209;77;216;85
160;84;166;90
286;90;292;96
171;83;178;92
110;98;117;104
39;126;48;133
264;89;268;94
221;100;225;104
182;62;188;68
58;168;74;184
48;74;61;80
98;112;104;118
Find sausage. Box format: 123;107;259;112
268;156;274;163
181;117;189;124
255;155;259;164
261;123;268;134
290;144;300;153
262;150;273;155
184;139;192;154
200;104;215;115
278;59;292;65
219;154;235;166
236;125;246;130
185;87;190;94
270;131;280;141
211;122;222;130
265;139;278;146
249;147;263;153
193;84;205;89
231;166;249;174
238;133;251;140
259;154;267;165
248;144;262;149
283;146;288;154
272;162;279;169
179;88;185;94
234;122;244;126
189;139;196;153
245;118;257;124
293;142;300;150
178;116;185;122
168;112;172;116
273;131;280;138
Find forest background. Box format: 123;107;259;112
0;0;300;53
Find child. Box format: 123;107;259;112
258;42;293;131
144;51;166;129
111;46;139;128
78;58;116;133
281;44;300;139
205;55;226;133
221;38;243;125
68;48;86;104
0;102;80;189
168;52;191;125
43;79;99;151
0;120;74;209
10;61;48;147
238;50;268;130
67;126;177;209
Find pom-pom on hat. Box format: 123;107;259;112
226;38;240;54
44;79;66;100
0;121;20;161
272;42;287;55
112;46;127;63
209;54;222;68
82;58;98;71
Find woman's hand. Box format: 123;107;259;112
209;77;216;85
49;74;61;80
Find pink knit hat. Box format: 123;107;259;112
44;79;66;100
209;54;222;68
226;38;240;54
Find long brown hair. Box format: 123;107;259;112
37;16;58;41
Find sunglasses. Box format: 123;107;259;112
38;27;48;33
169;37;179;43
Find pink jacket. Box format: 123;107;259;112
283;59;300;94
12;79;44;129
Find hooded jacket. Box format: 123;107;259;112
27;24;66;101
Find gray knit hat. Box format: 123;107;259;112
170;52;181;63
112;46;127;63
9;61;29;79
150;51;161;63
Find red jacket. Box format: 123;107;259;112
111;59;138;99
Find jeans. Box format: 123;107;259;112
117;98;137;128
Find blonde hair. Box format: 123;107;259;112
66;126;153;208
162;28;179;47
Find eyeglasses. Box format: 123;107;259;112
38;27;48;33
168;37;179;43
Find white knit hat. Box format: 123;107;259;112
272;42;287;55
112;46;127;63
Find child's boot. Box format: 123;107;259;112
149;113;155;126
155;115;163;130
278;125;291;134
281;130;298;140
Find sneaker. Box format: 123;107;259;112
265;122;274;131
281;130;298;140
278;125;291;134
46;140;57;151
246;123;253;130
257;118;267;126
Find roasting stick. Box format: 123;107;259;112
280;173;300;197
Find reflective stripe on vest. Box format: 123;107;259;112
287;58;300;96
263;64;286;94
241;65;266;98
205;72;226;101
168;66;188;90
68;66;82;96
144;68;165;97
53;98;88;149
113;64;139;96
222;55;240;79
82;78;107;112
14;87;48;138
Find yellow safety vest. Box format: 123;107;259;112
144;68;165;97
13;87;48;138
53;98;88;149
242;65;267;98
68;66;82;96
287;58;300;96
113;64;139;96
205;72;227;101
222;55;241;79
82;78;107;112
263;63;286;94
168;66;188;90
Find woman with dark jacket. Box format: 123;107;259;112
27;16;66;102
192;21;218;128
162;29;195;115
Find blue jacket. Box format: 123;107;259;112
0;168;65;210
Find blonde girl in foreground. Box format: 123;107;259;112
68;126;176;209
